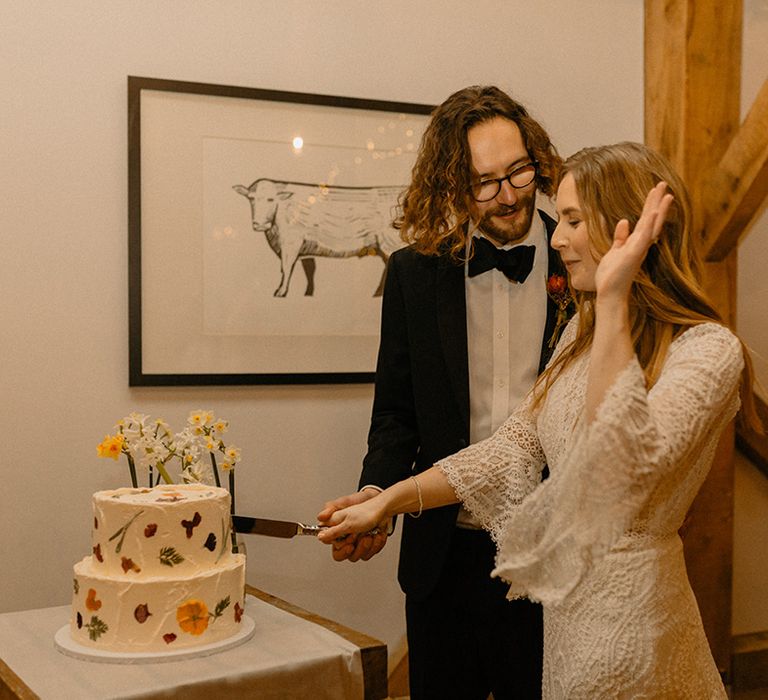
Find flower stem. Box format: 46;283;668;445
229;471;235;514
228;470;238;552
126;454;138;488
210;453;221;488
154;462;174;484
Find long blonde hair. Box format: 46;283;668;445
534;142;760;432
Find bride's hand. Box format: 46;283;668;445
317;490;390;561
594;181;674;302
317;496;387;544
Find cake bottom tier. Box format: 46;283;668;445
71;554;246;652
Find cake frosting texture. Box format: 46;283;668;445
70;484;245;652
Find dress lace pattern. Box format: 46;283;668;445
437;318;743;699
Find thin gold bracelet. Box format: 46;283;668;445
408;475;423;518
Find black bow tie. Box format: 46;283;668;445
467;236;535;283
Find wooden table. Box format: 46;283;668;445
245;586;388;700
0;585;387;700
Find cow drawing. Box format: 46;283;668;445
233;178;405;297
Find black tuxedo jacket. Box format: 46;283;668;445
359;211;561;601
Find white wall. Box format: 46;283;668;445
738;0;768;393
0;0;763;659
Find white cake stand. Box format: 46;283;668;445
53;614;255;664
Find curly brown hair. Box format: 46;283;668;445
394;85;561;260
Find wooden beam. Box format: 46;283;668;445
732;630;768;692
644;0;687;164
645;0;742;678
702;78;768;261
645;1;742;178
736;395;768;477
645;0;741;327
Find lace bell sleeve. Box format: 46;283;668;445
434;316;584;543
492;322;744;605
436;395;546;545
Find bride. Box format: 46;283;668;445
318;142;761;698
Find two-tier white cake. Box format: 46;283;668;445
70;484;246;652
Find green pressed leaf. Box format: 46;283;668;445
86;615;109;641
158;546;185;567
212;595;231;620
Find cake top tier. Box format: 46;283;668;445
96;484;227;506
88;484;234;578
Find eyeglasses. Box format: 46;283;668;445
470;162;538;202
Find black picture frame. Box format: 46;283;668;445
128;76;433;385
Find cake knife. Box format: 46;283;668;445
231;515;379;538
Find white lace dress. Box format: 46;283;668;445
437;319;743;699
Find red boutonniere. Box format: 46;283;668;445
546;273;572;348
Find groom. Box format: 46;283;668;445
320;85;565;700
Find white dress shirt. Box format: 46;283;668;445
457;211;549;527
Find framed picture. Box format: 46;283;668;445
128;76;433;385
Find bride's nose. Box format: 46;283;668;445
551;221;567;250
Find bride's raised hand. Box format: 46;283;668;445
594;181;674;302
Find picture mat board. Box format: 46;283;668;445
135;83;431;382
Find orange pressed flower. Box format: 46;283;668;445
120;557;141;574
176;599;209;635
85;588;102;611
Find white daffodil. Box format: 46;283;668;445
187;409;213;428
154;418;172;438
181;464;205;483
182;459;214;484
98;410;240;489
224;445;241;464
203;434;217;452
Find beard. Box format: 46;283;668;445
476;189;537;245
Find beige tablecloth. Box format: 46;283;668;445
0;594;365;699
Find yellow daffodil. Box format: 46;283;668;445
97;434;125;460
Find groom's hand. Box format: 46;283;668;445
318;489;389;562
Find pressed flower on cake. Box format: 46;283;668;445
177;599;210;635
